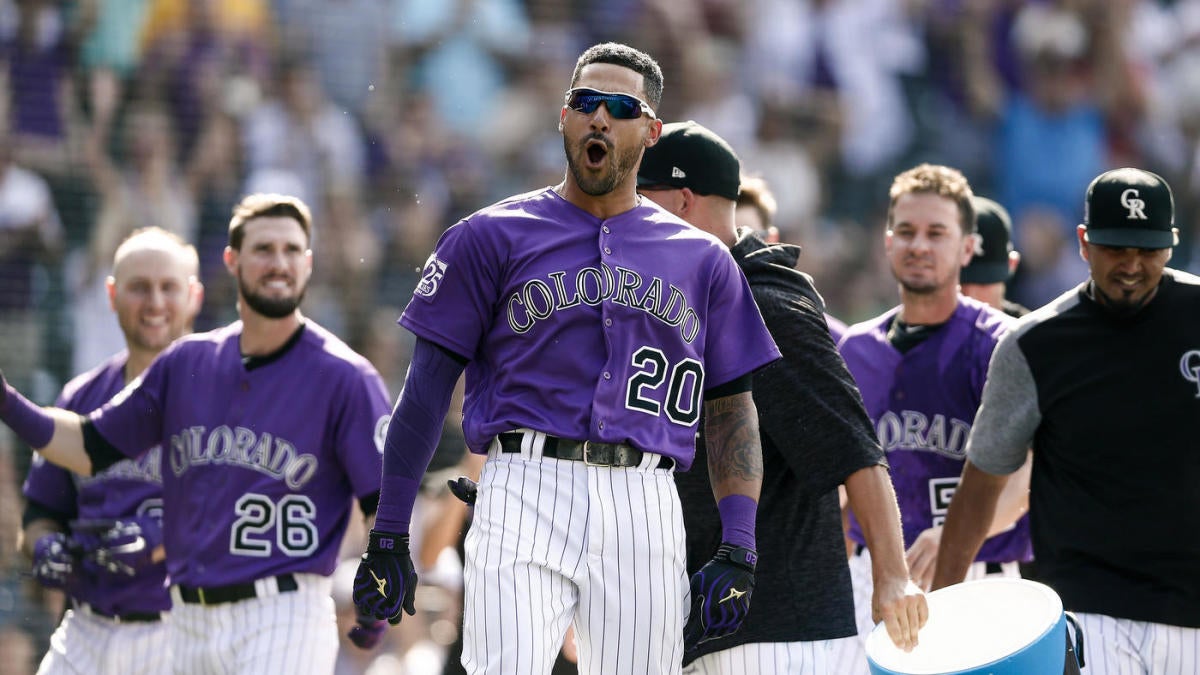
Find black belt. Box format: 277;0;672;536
498;432;675;470
177;573;298;606
78;602;163;623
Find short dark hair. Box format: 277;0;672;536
228;193;313;250
570;42;664;110
887;163;976;236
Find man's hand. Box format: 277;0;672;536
683;543;757;653
904;526;942;592
352;530;417;625
72;517;162;577
31;533;79;590
872;575;929;652
447;476;477;505
347;614;388;649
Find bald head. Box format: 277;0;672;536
107;228;204;360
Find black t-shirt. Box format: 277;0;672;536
968;269;1200;626
676;233;885;661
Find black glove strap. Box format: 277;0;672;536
717;543;758;571
367;530;408;554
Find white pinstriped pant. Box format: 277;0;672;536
37;607;171;675
167;573;336;675
1073;613;1200;674
829;546;1021;674
461;435;688;674
682;639;838;674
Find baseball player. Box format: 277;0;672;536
831;164;1033;674
934;168;1200;674
959;196;1030;319
351;43;780;675
0;193;391;674
637;121;926;674
21;227;201;674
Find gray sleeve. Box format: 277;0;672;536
966;330;1040;475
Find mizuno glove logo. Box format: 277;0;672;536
369;569;388;597
719;587;746;604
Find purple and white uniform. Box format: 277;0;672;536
401;188;779;674
88;321;389;675
831;296;1030;674
24;352;171;674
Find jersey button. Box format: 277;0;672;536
604;318;612;327
603;372;611;380
603;247;612;254
602;226;610;234
598;422;605;430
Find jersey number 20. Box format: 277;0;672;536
625;346;704;426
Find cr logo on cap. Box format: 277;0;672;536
1120;189;1147;220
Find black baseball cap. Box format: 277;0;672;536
637;121;741;201
1082;168;1177;249
961;197;1015;284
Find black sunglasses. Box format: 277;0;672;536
564;88;656;120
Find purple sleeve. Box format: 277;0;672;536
22;455;77;516
88;357;168;460
333;363;392;499
702;254;780;386
402;222;495;358
375;338;466;533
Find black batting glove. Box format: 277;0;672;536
447;476;478;505
353;530;417;625
683;542;757;653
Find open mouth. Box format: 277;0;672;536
584;139;609;168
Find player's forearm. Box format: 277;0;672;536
844;464;909;582
703;391;763;549
375;338;465;533
0;380;92;476
702;391;763;502
931;461;1007;590
986;450;1031;538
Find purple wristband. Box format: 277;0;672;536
1;383;55;449
375;475;421;533
717;494;758;550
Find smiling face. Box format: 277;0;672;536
225;215;312;319
560;63;661;197
1078;225;1172;315
109;245;201;354
886;192;975;296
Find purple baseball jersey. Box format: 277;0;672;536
838;296;1031;563
23;352;170;614
89;322;390;587
400;188;779;470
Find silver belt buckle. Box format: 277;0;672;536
581;440;601;466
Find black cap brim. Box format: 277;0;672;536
1085;228;1176;249
960;261;1012;285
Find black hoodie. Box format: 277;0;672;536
676;230;886;661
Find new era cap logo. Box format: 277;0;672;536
1121;189;1147;220
671;166;686;178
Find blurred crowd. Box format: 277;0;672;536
2;0;1200;672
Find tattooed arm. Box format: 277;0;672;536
703;391;763;504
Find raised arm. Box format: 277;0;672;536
1;375;94;476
